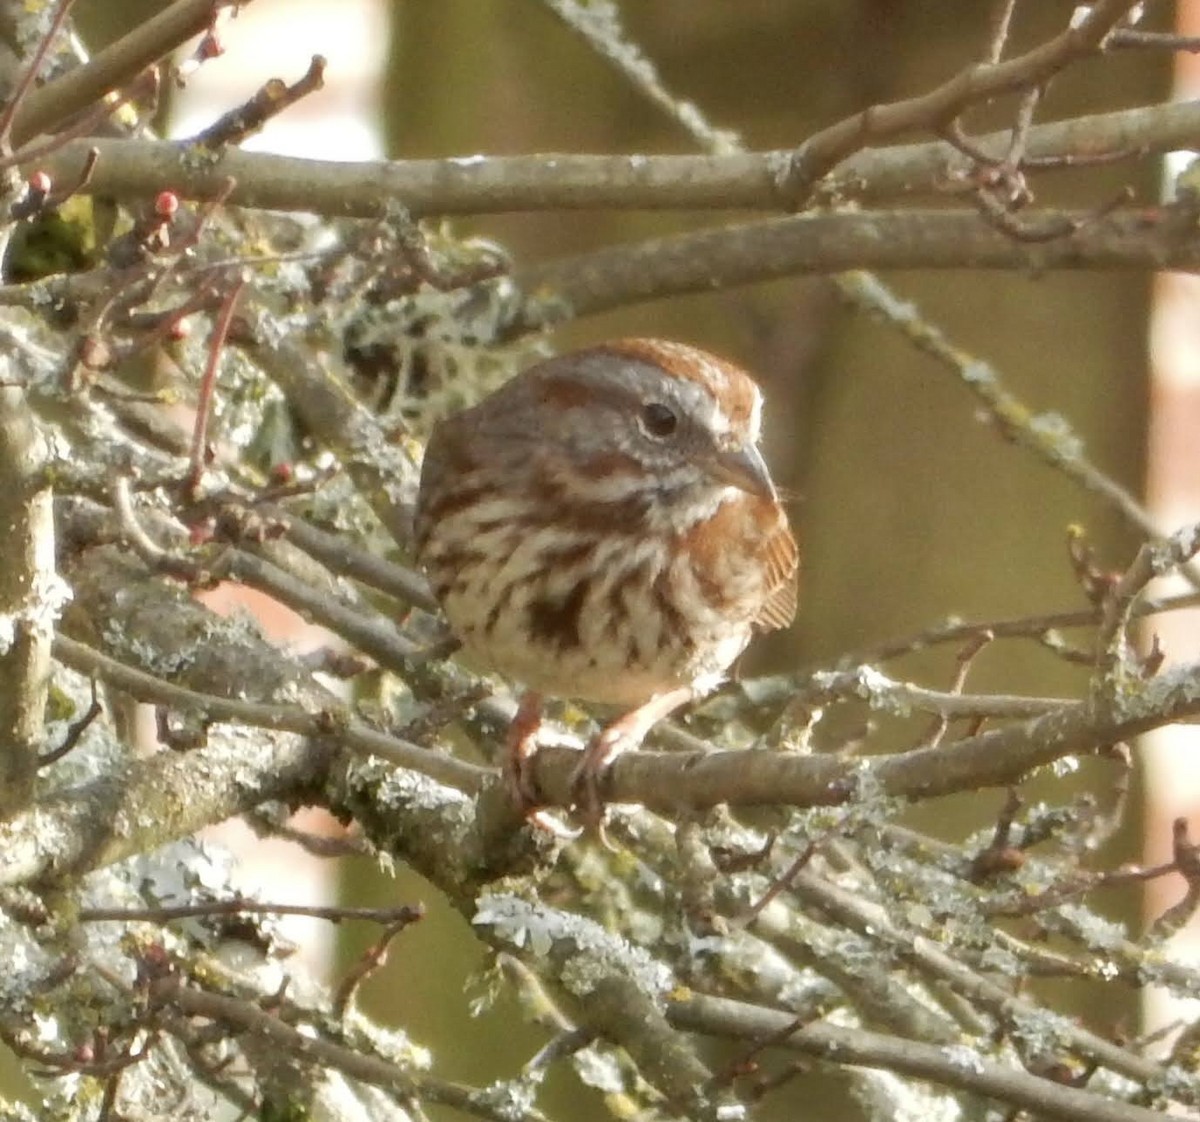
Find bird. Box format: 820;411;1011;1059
414;338;798;822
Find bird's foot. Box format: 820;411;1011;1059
570;721;640;844
504;691;545;809
570;685;697;841
504;693;578;838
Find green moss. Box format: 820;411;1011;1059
6;197;98;282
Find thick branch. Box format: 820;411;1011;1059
511;206;1200;327
0;720;330;888
519;661;1200;814
669;993;1171;1122
0;385;54;815
33;99;1200;217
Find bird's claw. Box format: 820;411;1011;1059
569;724;639;846
504;692;578;837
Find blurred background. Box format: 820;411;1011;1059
60;2;1189;1118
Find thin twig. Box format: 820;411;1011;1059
1096;523;1200;674
37;679;102;767
1109;29;1200;52
916;631;995;749
79;900;424;927
983;0;1020;63
11;0;245;146
185;274;246;499
332;911;424;1017
154;983;554;1122
777;0;1143;201
736;840;820;926
191;55;326;149
51;634;490;793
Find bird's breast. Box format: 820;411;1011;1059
420;488;782;705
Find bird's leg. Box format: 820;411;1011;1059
571;684;696;829
505;690;546;811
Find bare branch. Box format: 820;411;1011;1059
776;0;1143;200
0;383;55;813
670;993;1172;1122
28;99;1200;218
11;0;248;146
509;206;1194;329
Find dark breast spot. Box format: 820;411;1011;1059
538;485;650;538
527;580;590;652
440;547;486;572
484;581;520;635
420;480;490;525
653;566;690;653
605;563;660;666
604;567;640;643
541;539;596;569
431;549;488;597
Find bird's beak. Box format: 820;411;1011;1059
710;443;777;502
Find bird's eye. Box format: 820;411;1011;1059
640;402;678;438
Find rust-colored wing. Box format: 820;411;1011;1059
754;521;799;632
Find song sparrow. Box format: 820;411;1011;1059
414;338;798;818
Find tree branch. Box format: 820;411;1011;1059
0;383;55;814
29;98;1200;218
0;715;330;888
511;206;1197;328
12;0;248;146
516;659;1200;815
777;0;1144;199
669;992;1172;1122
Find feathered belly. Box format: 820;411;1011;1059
430;517;756;706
